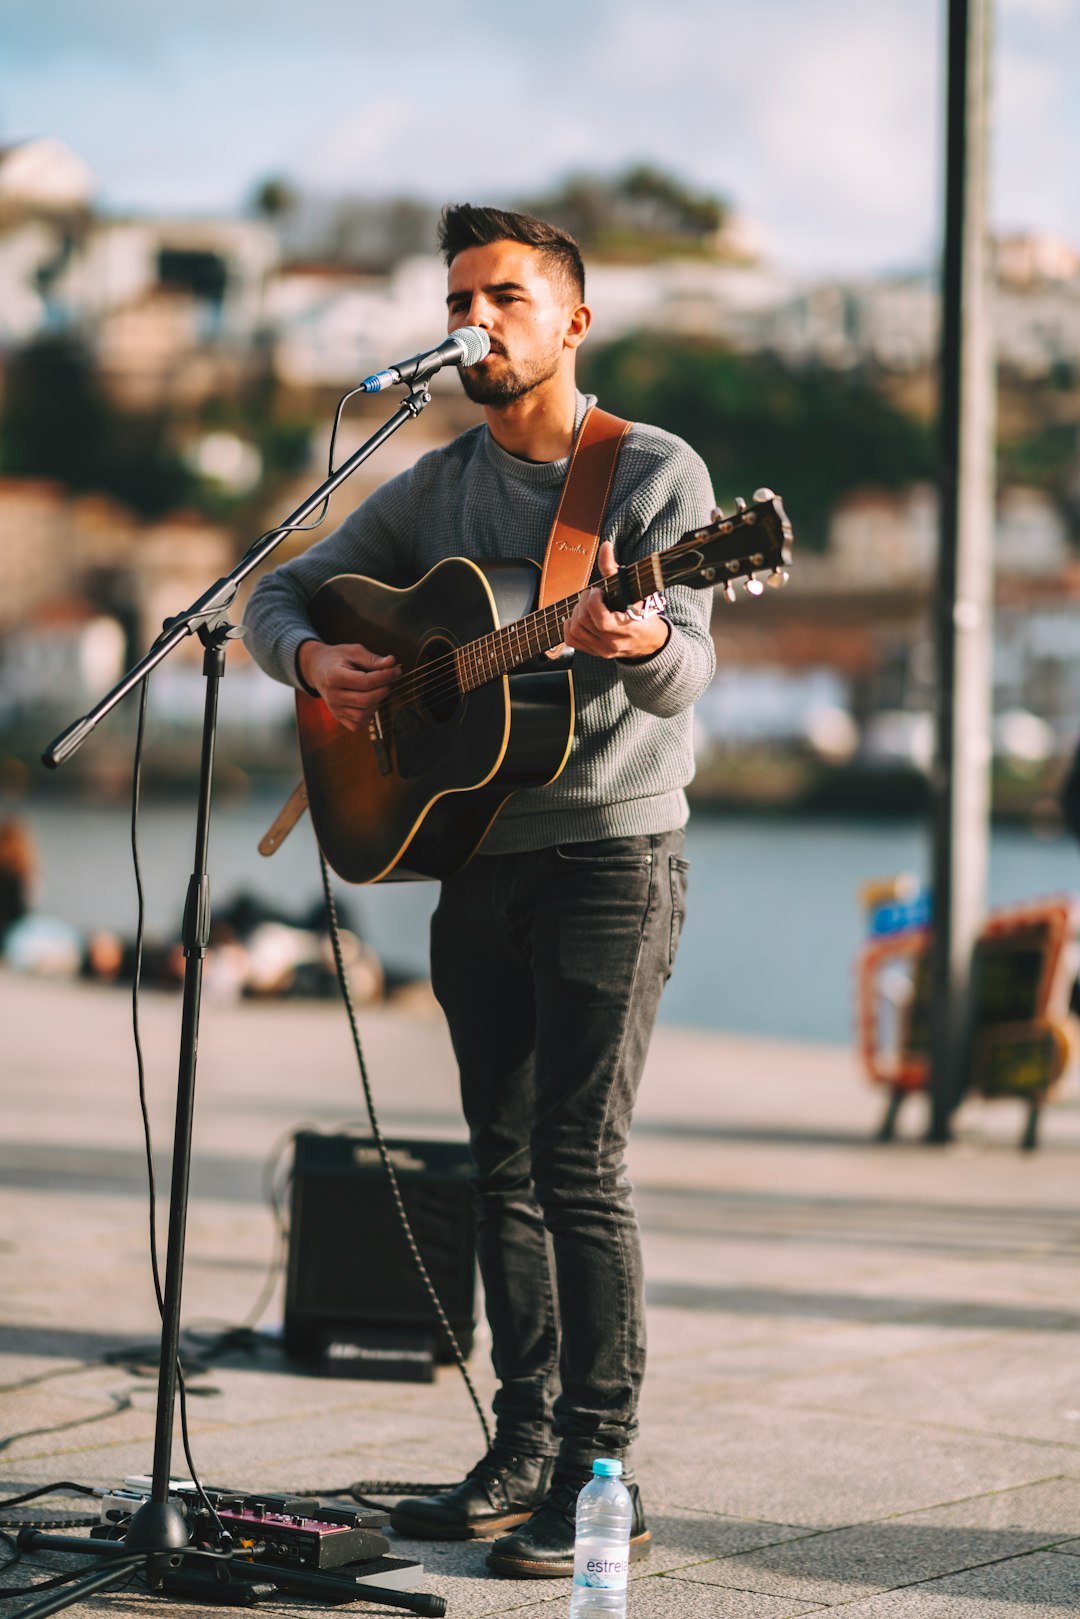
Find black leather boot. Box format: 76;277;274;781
389;1448;555;1540
486;1470;651;1578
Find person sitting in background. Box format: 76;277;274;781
0;817;34;950
0;817;84;975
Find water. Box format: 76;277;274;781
20;796;1080;1044
570;1468;633;1618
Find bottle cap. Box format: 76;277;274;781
592;1458;623;1477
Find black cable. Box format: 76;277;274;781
0;1485;101;1569
236;1122;305;1333
0;1484;98;1511
0;1391;135;1456
0;1518;99;1532
131;677;163;1317
0;1552;144;1599
157;1118;319;1358
286;1480;458;1500
0;696;162;1464
236;380;370;567
0;1362;97;1396
0;1547;243;1600
127;675;227;1545
318;850;493;1455
123;376;412;1357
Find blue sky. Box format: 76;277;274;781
2;0;1076;274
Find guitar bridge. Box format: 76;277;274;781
368;707;392;776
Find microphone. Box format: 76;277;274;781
360;326;491;393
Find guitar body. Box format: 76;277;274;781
296;557;574;883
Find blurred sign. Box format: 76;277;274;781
856;886;1079;1112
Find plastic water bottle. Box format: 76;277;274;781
569;1458;632;1617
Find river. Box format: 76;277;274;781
18;796;1080;1045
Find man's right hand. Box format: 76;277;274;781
298;640;400;732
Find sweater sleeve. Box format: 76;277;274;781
609;431;717;720
243;472;415;689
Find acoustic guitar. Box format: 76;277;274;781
295;489;793;883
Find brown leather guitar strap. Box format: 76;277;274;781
538;405;632;608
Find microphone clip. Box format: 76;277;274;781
402;384;433;418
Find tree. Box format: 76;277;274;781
581;337;936;550
251;175;299;222
0;335;193;517
522;166;727;258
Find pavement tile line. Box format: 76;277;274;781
734;1397;1080;1456
665;1542;1080;1606
654;1476;1080;1609
820;1554;1080;1619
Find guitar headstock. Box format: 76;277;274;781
664;488;793;601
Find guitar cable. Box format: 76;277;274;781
316;847;495;1504
296;380;497;1496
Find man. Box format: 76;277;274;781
244;205;716;1577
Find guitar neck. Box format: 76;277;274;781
454;556;665;695
451;493;791;694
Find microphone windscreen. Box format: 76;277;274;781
453;326;491;366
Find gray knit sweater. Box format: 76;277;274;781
243;392;716;854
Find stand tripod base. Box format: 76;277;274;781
160;1555;432;1608
123;1498;190;1552
16;1532;444;1617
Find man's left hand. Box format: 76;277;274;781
561;541;670;660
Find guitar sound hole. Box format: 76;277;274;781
413;635;461;725
392;634;461;782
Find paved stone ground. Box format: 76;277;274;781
2;970;1080;1618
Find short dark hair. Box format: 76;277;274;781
437;203;585;302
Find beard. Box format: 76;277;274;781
458;341;562;407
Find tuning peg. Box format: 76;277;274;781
710;505;724;521
734;496;747;513
721;580;737;603
744;575;765;597
752;487;776;504
766;567;789;589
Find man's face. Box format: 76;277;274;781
446;240;585;407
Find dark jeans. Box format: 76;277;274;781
429;829;688;1472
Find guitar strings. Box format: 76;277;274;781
375;551;668;717
376;547;671;715
378;589;588;717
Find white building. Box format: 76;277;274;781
825;483;1068;589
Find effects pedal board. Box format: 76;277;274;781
100;1479;390;1571
204;1494;390;1570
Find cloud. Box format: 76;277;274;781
597;0;941;270
1000;0;1074;22
0;0;1075;272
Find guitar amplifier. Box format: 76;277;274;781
284;1132;477;1367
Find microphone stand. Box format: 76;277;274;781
22;383;446;1619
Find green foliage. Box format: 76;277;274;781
1000;421;1078;497
580;336;937;549
0;333;110;487
0;335;194;518
0;336;316;533
264;417;314;476
996;382;1080;534
251;175;299;220
523;165;727;258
